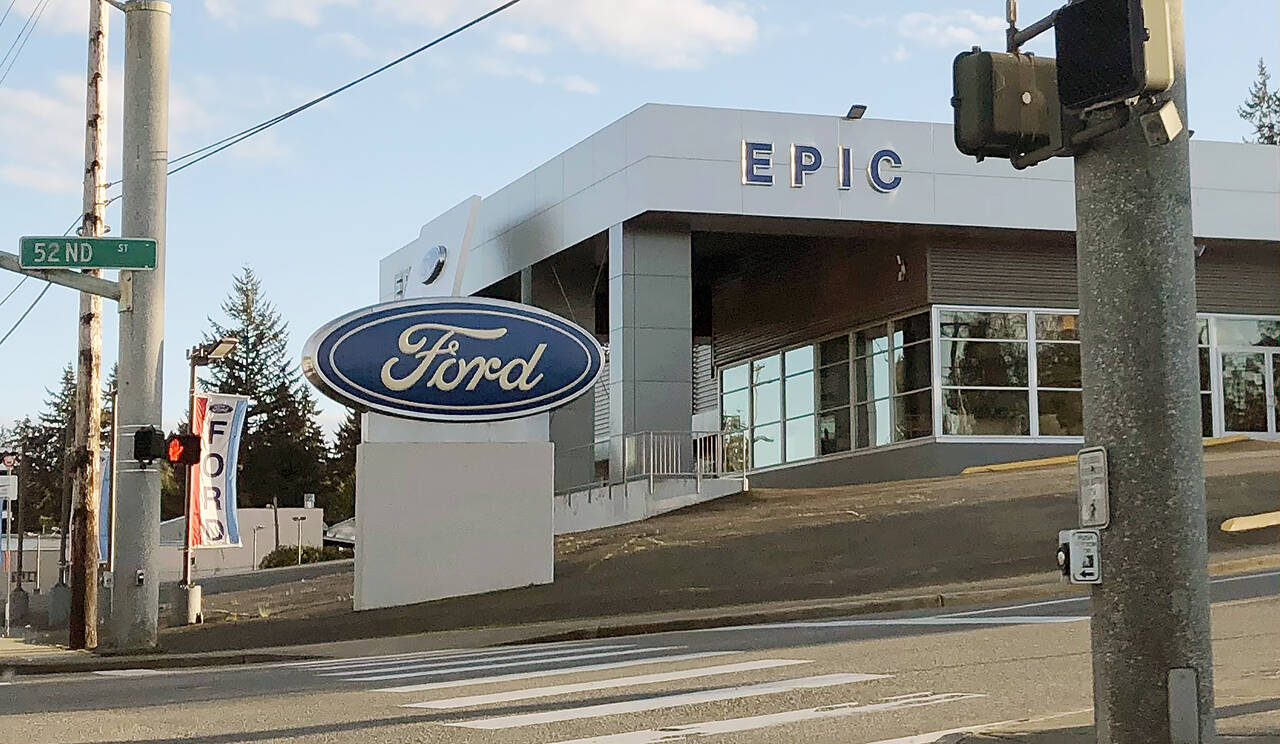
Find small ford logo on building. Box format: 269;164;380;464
208;403;233;414
302;297;604;422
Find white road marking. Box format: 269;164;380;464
858;708;1094;744
92;669;164;677
1211;569;1279;584
310;643;632;674
543;692;985;743
313;640;640;676
404;658;817;709
339;645;689;682
450;673;888;729
374;651;737;693
293;635;611;671
746;616;1085;630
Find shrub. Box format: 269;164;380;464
258;544;353;569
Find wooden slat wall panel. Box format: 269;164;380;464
709;236;928;369
692;343;715;413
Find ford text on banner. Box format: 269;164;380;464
187;393;250;549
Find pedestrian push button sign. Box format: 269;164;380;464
1058;529;1102;585
1077;446;1109;528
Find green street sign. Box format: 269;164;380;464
19;236;157;270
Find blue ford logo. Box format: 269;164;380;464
302;297;604;422
208;403;233;414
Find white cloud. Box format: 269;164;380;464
319;31;378;59
497;31;551;55
0;77;86;194
477;56;546;84
898;9;1004;48
842;14;888;29
891;45;910;61
8;0;85;35
205;0;357;27
559;74;599;94
206;0;758;70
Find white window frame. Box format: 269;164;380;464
1207;312;1280;440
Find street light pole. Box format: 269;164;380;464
109;0;170;651
1072;3;1215;741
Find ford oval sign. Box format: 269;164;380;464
302;297;604;422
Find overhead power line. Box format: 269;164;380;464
166;0;525;176
0;0;20;36
0;275;27;310
0;0;50;87
0;214;80;351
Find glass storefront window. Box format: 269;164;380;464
753;379;781;425
752;423;782;467
1196;318;1209;345
939;310;1027;340
939;340;1028;387
1216;319;1280;348
818;335;849;366
752;355;781;383
1036;343;1082;389
819;408;851;455
894;312;932;346
785;416;816;461
721;388;749;431
856;398;892;448
819;364;850;410
1038;390;1083;436
894;342;931;393
1035;313;1080;341
943;389;1030;436
855;326;890;357
785;372;815;417
722;363;749;393
784;346;814;375
893;390;932;442
854;352;891;402
1221;352;1268;432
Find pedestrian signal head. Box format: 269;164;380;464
165;433;201;466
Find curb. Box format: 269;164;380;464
961;434;1252;474
5;552;1273;675
0;650;317;676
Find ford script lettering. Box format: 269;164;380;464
302;297;604;422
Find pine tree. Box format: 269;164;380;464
1239;59;1280;145
0;365;77;531
322;408;360;523
202;266;328;508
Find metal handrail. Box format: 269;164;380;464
554;430;746;497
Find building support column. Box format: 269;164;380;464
607;222;693;480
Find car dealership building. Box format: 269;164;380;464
380;103;1279;493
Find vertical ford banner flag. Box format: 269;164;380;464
188;392;250;549
98;447;112;565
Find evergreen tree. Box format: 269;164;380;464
0;365;76;531
1239;59;1280;145
202;266;327;508
322;408;360;523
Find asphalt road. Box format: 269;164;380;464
2;570;1276;744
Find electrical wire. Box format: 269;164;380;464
0;276;27;310
0;0;20;37
0;0;50;88
165;0;525;176
0;215;81;351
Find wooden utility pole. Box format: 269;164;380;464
69;0;109;651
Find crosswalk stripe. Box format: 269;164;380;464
92;669;165;677
543;692;986;743
339;645;689;683
449;673;888;729
403;659;816;709
311;643;632;674
285;639;602;668
373;651;738;693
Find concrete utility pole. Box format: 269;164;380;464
1073;3;1214;742
68;0;109;652
108;0;170;651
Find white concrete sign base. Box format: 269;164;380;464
354;440;553;611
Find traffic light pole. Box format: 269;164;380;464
108;0;170;651
1072;2;1215;742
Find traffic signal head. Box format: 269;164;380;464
1053;0;1173;111
952;49;1063;161
132;427;166;464
165;433;202;467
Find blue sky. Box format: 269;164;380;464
1;0;1276;438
